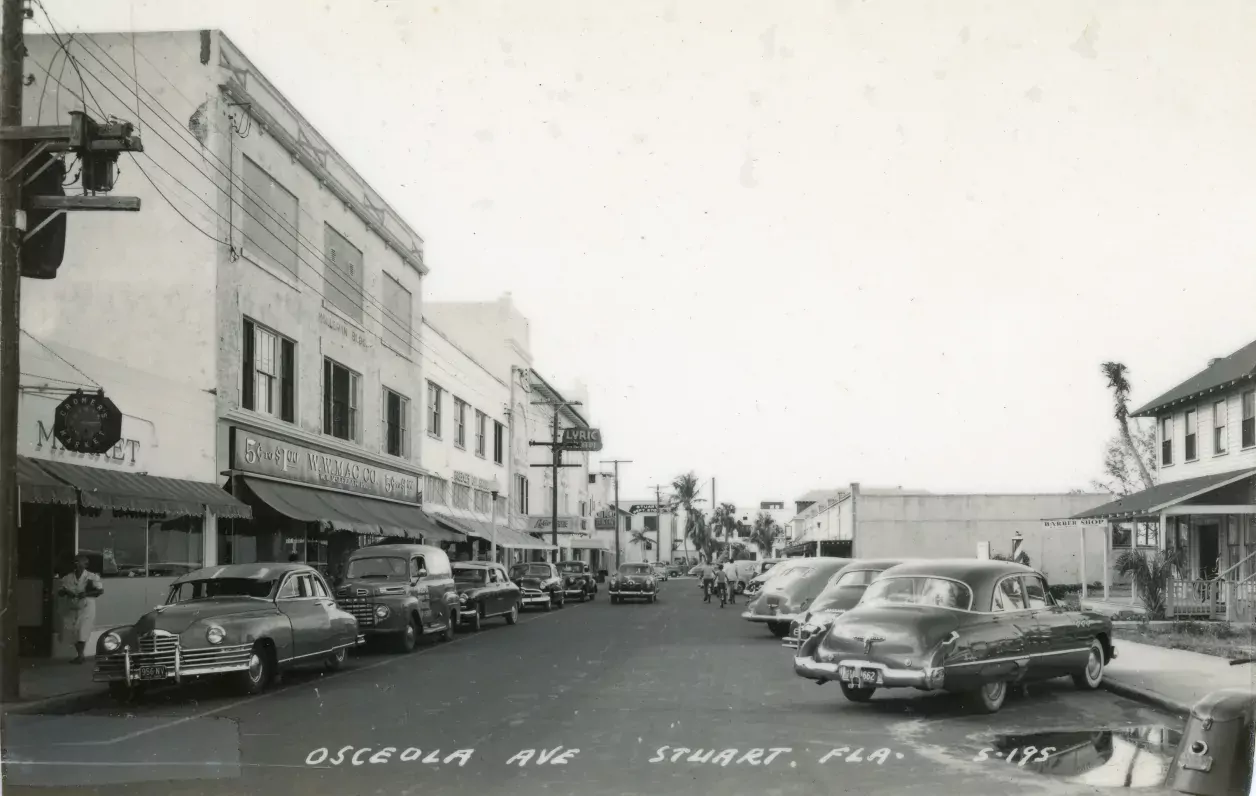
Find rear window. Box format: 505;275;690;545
830;569;878;588
861;576;973;610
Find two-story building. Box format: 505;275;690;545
1066;338;1256;619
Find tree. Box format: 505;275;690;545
712;503;737;554
1101;362;1156;491
1116;548;1186;619
671;471;704;566
749;511;779;557
1093;362;1161;558
628;529;654;554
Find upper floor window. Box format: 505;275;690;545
493;421;504;465
324;224;364;323
515;474;529;514
242;318;295;423
452;483;471;510
382;388;410;458
475;410;487;458
474;489;491;513
1184;409;1198;461
322;358;360;442
1214;399;1228;454
241;157;298;280
1161;416;1173;465
1244;390;1255;449
454;399;468;449
381;272;412;356
424;475;448;505
427;382;442;437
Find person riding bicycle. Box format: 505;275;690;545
697;561;717;602
714;564;730;607
722;560;739;605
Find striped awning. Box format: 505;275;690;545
36;460;252;518
17;456;75;506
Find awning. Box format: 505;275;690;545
567;537;609;551
239;476;458;542
428;510;554;550
17;456;75;506
36;460;252;518
1071;468;1256;520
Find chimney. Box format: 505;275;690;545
1208;357;1222;366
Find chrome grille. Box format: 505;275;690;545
179;643;253;670
94;632;178;677
337;598;376;627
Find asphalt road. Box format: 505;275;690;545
4;578;1183;795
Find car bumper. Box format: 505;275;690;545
521;593;554;606
792;655;944;690
609;589;656;598
94;637;364;685
563;587;589;596
741;611;801;624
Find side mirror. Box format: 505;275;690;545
416;568;428;580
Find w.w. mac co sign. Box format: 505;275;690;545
561;428;602;452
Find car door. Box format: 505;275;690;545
497;566;520;611
1024;574;1086;678
277;573;334;659
311;572;353;649
411;555;437;628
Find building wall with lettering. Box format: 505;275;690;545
206;32;430;483
418;319;511;524
20;32;222;483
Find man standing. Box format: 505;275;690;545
59;555;103;664
723;560;739;605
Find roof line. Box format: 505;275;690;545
1131;373;1256;417
1146;467;1256;514
528;368;590;427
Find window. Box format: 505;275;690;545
277;576;300;599
644;515;659;532
241;157;298;279
323;224;364;323
452;483;471;509
1136;523;1159;547
474;489;491;513
579;501;586;517
1185;409;1198;461
588;473;596;485
382;389;409;458
242;319;295;422
1024;577;1054;608
424;475;448;505
1161;416;1173;465
312;576;329;599
493;421;504;465
322;358;360;442
78;511;204;578
1244;390;1255;448
515;474;529;514
427;382;443;437
993;577;1026;612
381;272;412;356
475;410;487;457
1215;400;1229;454
454;399;467;449
410;557;425;580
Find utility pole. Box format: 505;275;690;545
0;0;26;702
529;398;581;562
652;484;667;564
599;458;631;571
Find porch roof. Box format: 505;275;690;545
1071;467;1256;520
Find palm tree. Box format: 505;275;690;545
749;511;778;557
628;529;655;557
712;503;737;558
1102;362;1156;491
671;472;705;566
1115;548;1186;619
685;511;713;563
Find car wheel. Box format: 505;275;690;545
237;642;273;695
1072;639;1105;690
611;595;619;604
544;596;554;612
396;615;419;653
468;607;483;632
505;601;520;625
557;593;565;609
769;622;790;638
442;613;456;642
325;646;347;671
969;681;1008;714
587;588;595;601
839;682;876;703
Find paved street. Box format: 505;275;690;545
5;580;1181;796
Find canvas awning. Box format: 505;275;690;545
17;456;75;506
1071;467;1256;520
239;476;458;542
429;511;555;550
567;537;609;551
37;460;252;518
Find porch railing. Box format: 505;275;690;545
1167;578;1256;622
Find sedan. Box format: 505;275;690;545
510;562;566;611
793;559;1116;713
742;557;852;637
782;559;910;650
609;562;659;603
453;562;522;630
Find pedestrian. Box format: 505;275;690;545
714;564;730;608
58;554;103;664
698;560;716;602
723;560;738;605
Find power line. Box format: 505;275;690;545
20;329;100;387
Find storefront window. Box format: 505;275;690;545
79;510;204;577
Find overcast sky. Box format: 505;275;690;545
43;0;1256;506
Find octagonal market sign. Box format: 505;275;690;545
53;390;123;455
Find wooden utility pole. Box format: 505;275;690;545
529;399;581;562
652;484;667;564
0;0;27;702
599;459;631;571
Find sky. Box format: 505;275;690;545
40;0;1256;506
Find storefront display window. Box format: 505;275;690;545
79;510;204;577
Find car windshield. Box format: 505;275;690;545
829;569;879;589
557;563;584;573
453;567;487;584
769;566;813;588
619;564;652;576
861;576;974;610
511;564;551;578
346;557;408;579
167;577;276;603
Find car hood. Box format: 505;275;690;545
132;598;276;635
515;577;549;589
817;604;961;665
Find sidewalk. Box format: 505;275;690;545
1104;638;1255;716
1;657;108;715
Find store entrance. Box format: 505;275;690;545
18;503;76;657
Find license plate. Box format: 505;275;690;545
860;669;880;685
136;665;167;681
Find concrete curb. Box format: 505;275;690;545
1102;676;1193;718
1;687;109;716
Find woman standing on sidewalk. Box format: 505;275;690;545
58;554;103;664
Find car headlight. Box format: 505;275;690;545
102;632;122;652
206;626;226;645
375;604;390;619
459;592;469;602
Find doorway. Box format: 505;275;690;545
1197;522;1220;580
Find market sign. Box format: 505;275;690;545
561;427;602;452
452;471;499;493
594;510;616;530
630;503;676;515
53;390;123;455
232;428;420;503
529;516;579;531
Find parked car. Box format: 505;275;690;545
651;562;671;582
730;561;760;594
336;544;459;652
609;562;659;603
94;563;363;700
742;557;852;637
744;559;794;597
510;561;566;610
557;560;598;601
783;559;910;650
793;559;1116;713
453;562;522;630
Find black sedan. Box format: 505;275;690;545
453;562;522;630
509;562;566;611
